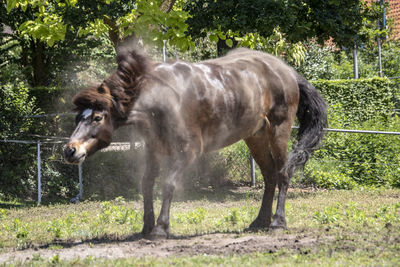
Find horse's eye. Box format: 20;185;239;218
93;116;102;122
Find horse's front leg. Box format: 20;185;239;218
141;148;160;236
149;158;191;239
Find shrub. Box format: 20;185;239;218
314;115;400;188
0;82;39;198
312;78;394;123
298;78;400;189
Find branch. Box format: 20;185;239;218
103;16;121;47
159;0;176;13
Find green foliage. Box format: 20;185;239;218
175;207;207;224
235;28;306;66
218;141;253;183
2;0;192;87
314;201;399;229
297;79;400;189
98;200;142;229
224;208;240;225
0;82;39;198
297;40;400;81
314;116;400;188
301;160;357;190
312;78;394;123
0;82;38;139
6;0;193;51
0;209;7;219
296;42;345;80
184;0;382;48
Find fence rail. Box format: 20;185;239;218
1;125;399;203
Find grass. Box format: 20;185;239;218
0;187;399;266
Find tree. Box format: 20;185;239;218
1;0;193;86
183;0;382;55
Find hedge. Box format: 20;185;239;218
297;78;400;189
311;77;395;123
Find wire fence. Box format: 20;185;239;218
1;123;399;203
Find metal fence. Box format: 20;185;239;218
1;125;399;203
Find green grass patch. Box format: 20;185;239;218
0;188;399;266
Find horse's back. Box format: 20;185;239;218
146;48;300;152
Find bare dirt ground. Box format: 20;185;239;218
0;230;333;263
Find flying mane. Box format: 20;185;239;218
72;49;151;117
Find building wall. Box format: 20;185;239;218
388;0;400;38
366;0;400;39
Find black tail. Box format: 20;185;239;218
283;74;328;176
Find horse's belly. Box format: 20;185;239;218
202;115;263;152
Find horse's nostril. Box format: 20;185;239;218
65;146;76;158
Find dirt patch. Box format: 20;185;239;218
0;231;333;263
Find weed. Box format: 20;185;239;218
313;203;342;224
373;203;400;224
114;196;126;204
48;245;63;250
13;218;30;249
32;253;42;261
50;254;60;264
225;208;240;225
47;219;63;238
0;208;7;219
175;207;207;224
187;208;207;224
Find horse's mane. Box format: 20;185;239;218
73;48;151;116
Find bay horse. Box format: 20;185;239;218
64;47;327;238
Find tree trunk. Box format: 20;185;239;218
30;40;48;86
103;16;121;48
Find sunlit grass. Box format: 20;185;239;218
1;187;399;265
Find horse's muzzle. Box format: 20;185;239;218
64;143;86;164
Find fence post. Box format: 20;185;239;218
250;155;256;187
353;43;359;79
163;40;167;62
78;164;83;199
37;140;41;204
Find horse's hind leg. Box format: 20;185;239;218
245;134;277;229
245;121;293;229
268;122;293;229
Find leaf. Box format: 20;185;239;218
225;39;233;48
218;32;226;40
209;33;218;43
6;0;18;13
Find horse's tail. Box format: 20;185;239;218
283;74;328;177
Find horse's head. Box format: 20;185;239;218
64;48;150;164
64;84;115;164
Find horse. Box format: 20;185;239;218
64;47;327;238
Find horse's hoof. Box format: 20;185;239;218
148;226;169;240
141;226;154;237
269;226;285;233
270;215;287;230
245;220;269;232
